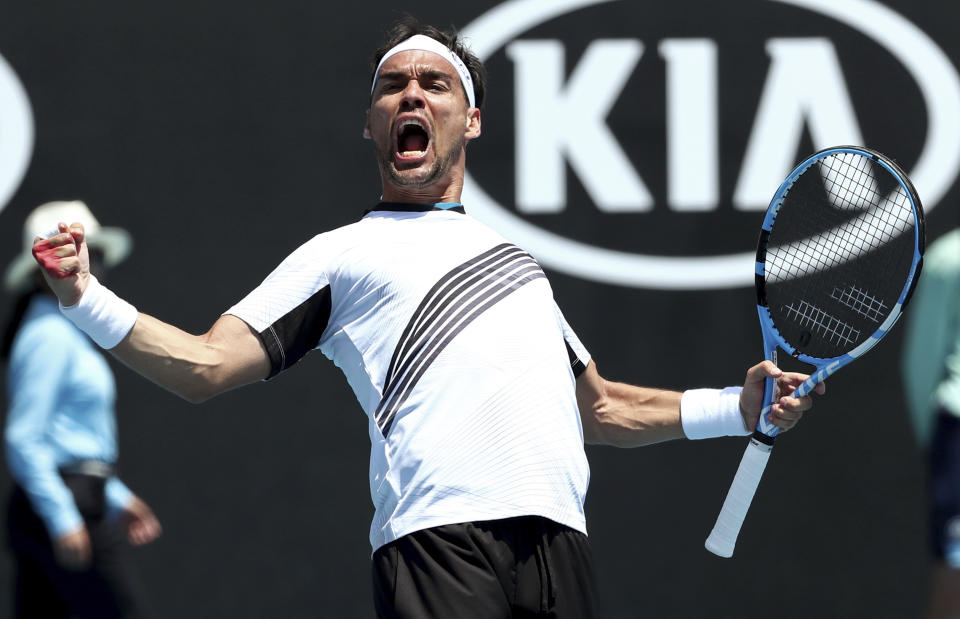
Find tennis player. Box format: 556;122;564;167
30;17;823;618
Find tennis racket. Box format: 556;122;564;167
704;145;925;558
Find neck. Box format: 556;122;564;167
379;180;463;205
379;155;466;204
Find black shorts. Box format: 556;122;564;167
929;410;960;566
372;516;599;619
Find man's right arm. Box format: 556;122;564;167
112;313;270;403
34;222;270;403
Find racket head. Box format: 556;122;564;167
753;146;925;433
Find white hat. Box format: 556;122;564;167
3;200;132;293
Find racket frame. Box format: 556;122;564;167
705;146;925;557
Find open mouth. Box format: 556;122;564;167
395;119;430;160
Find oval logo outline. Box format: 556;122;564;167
0;52;33;216
461;0;960;289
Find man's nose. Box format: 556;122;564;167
399;81;426;109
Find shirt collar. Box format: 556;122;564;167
364;202;466;216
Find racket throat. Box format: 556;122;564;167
751;431;776;448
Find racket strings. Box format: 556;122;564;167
830;284;887;323
763;151;919;358
822;152;882;210
782;299;859;347
766;154;915;285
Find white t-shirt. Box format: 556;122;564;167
225;203;591;551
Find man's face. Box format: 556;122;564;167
365;49;481;194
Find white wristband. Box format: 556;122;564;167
59;275;138;349
680;387;749;440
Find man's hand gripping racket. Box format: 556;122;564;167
704;146;926;558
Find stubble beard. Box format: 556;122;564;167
376;133;465;190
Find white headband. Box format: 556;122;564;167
370;34;476;108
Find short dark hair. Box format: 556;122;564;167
370;15;487;109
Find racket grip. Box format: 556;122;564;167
704;438;773;558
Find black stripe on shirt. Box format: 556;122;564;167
378;269;545;436
375;245;546;436
383;243;521;386
381;247;538;409
258;285;332;379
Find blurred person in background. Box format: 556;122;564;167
2;200;161;619
902;224;960;619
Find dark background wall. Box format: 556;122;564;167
0;1;956;617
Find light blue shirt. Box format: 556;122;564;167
902;229;960;447
5;295;133;537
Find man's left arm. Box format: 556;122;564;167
576;360;822;447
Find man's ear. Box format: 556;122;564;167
362;110;371;140
464;108;481;140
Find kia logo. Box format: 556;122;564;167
0;52;32;216
461;0;960;289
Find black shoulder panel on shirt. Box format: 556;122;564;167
565;340;587;378
259;285;332;379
